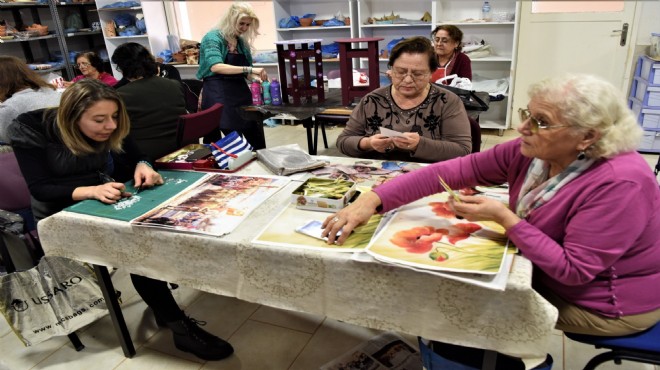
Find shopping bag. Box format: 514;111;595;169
210;131;253;169
0;256;108;346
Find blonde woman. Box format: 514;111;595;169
197;2;267;149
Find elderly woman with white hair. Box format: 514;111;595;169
323;74;660;340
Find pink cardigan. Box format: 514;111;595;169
373;138;660;318
71;72;117;87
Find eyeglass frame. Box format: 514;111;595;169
76;62;92;69
390;67;430;82
518;108;569;133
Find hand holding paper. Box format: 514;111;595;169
379;127;406;138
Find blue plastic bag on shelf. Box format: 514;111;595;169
321;42;339;58
278;16;300;29
323;18;345;27
387;38;405;55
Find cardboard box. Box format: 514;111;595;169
291;178;357;212
155;144;209;170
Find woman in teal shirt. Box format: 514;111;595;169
197;2;268;149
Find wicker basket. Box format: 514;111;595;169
26;24;48;36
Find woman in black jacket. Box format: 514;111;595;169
8;79;234;361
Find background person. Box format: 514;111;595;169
197;2;268;149
0;56;61;144
325;74;660;339
111;42;187;163
336;36;472;163
430;25;472;85
8;79;234;361
63;51;117;88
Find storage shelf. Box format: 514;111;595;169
1;34;58;43
277;26;350;32
65;30;102;38
435;21;515;26
96;6;142;11
361;23;432;28
470;56;512;62
105;34;148;40
0;3;48;9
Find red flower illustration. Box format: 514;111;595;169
390;226;448;254
446;223;483;244
429;201;454;218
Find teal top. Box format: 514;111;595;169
196;29;253;80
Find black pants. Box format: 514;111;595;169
130;274;184;322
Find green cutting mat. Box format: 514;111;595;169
65;170;207;222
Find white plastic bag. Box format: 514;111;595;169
436;74;473;90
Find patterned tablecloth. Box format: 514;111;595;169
37;157;558;369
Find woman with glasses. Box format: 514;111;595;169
63;51;117;88
325;74;660;345
430;25;471;85
8;79;234;361
336;36;472;163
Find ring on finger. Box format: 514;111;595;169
332;216;340;223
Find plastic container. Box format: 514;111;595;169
250;80;263;106
270;78;282;106
482;1;492;21
651;33;660;60
262;80;271;105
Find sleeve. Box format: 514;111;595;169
508;179;654;286
100;73;118;87
8;115;82;202
199;32;227;73
411;92;472;162
454;53;472;80
335;97;371;157
0;105;19;143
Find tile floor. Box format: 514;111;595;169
1;124;658;370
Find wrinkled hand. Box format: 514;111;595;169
133;163;164;191
368;134;394;153
392;132;421;151
93;182;131;204
449;195;521;230
322;191;382;245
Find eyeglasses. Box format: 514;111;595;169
433;37;454;45
390;68;430;82
76;62;91;69
518;108;569;133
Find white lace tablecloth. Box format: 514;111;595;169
37;158;557;368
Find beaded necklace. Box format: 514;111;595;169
387;85;431;123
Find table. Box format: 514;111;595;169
37;157;558;369
241;89;352;155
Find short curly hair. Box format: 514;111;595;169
388;36;439;73
528;74;642;159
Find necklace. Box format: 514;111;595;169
387;86;431;123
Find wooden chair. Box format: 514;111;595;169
564;323;660;370
176;103;223;147
468;117;482;153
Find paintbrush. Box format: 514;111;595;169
437;175;461;203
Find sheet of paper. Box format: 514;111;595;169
378;127;406;138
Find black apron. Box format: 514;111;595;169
201;52;266;149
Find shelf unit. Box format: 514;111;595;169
271;0;520;132
94;0;168;79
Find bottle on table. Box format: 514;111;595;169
270;78;282;106
250;79;263;106
262;80;271;105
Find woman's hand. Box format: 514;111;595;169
252;67;268;81
363;134;394;153
82;183;131;204
322;191;382;245
449;195;521;230
133;162;164;191
392;132;421;152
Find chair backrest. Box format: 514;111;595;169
0;151;31;212
181;79;204;113
468;117;481;153
176;103;223;147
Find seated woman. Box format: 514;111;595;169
111;42;187;162
63;51;117;88
430;25;472;84
0;56;62;144
336;37;471;163
325;74;660;340
8;79;234;361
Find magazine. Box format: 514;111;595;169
320;332;421;370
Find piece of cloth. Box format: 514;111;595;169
70;72;118;87
516;157;595;218
198;33;265;149
373;138;660;321
7;109;185;322
336;84;471;163
0;87;61;144
431;51;472;85
117;76;187;162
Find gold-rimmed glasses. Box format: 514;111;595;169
518;108;569;134
76;62;91;69
390;68;430;82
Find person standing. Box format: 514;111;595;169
430;25;472;85
197;2;268;149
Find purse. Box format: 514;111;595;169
434;83;490;112
210;131;253;169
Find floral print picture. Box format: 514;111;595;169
366;193;509;274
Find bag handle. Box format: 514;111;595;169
210;142;238;158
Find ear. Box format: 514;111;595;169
578;129;601;151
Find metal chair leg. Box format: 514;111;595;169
67;333;85;351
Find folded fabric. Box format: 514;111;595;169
211;131;253;169
256;144;326;176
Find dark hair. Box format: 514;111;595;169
75;51;105;72
387;36;439;72
431;25;464;52
0;56;54;101
111;42;158;79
